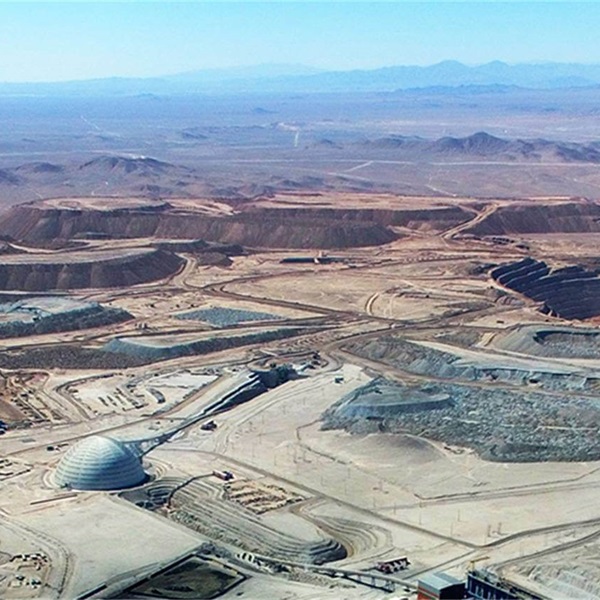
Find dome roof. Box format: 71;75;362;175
54;435;146;491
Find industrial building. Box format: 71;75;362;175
54;435;146;491
466;570;543;600
417;571;465;600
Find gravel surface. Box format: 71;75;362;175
177;307;282;327
323;377;600;462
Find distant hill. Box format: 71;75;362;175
364;132;600;162
13;162;64;175
2;133;600;206
1;61;600;96
0;169;21;185
78;156;182;176
0;155;204;203
167;63;323;82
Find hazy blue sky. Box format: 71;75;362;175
0;2;598;82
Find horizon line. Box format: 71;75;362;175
3;58;600;86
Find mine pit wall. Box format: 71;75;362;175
466;201;600;236
0;250;184;291
195;216;398;248
492;257;600;320
6;199;600;247
0;205;399;249
241;205;474;231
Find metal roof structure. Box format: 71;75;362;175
54;435;146;491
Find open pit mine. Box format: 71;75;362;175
3;192;600;600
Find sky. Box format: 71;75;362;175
0;2;598;82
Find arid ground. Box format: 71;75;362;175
2;90;600;599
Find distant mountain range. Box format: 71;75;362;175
363;131;600;162
1;132;600;205
1;61;600;96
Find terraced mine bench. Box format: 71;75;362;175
492;257;600;320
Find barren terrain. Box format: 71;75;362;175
2;89;600;599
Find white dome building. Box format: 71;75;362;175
54;435;146;491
